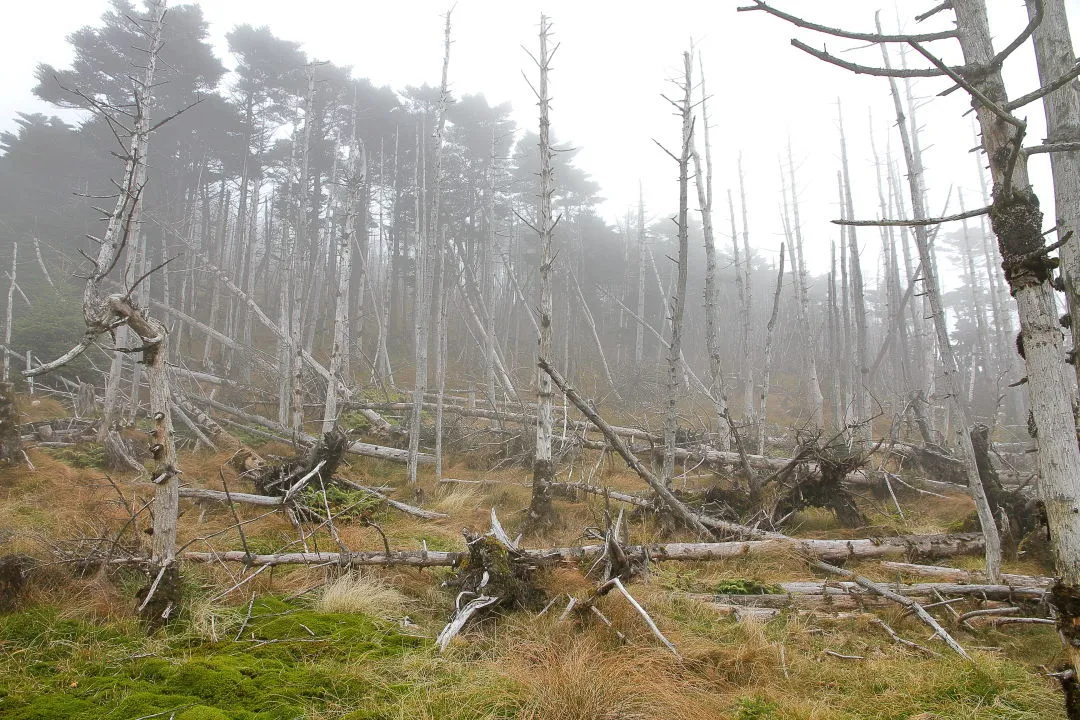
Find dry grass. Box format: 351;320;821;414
496;628;722;720
14;395;68;422
316;571;412;619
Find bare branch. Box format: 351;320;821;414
791;39;947;77
737;0;958;42
1027;141;1080;155
833;204;990;227
1006;60;1080;110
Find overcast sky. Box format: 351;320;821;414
2;0;1079;280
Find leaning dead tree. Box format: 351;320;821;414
740;1;1080;710
25;0;182;627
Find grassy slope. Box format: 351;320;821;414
0;401;1066;720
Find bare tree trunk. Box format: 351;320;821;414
952;0;1080;695
661;52;694;488
635;184;647;368
758;246;785;455
692;59;731;453
409;13;452;485
2;243;14;382
26;0;180;626
528;14;557;526
324;130;364;433
737;155;755;432
838;101;871;443
784;144;824;429
1027;0;1080;394
876;18;1002;582
434;224;448;482
484;128;499;418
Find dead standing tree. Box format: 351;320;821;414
740;1;1080;710
408;10;453;487
656;51;694;488
526;14;559;528
25;0;184;627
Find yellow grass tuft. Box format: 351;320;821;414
316;571;411;619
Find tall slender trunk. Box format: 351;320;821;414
408;14;452;485
635;184;647;367
737;155;755;432
324;128;363;433
877;17;1002;582
662;52;694;487
838;101;871;443
952;0;1080;696
528;14;557;525
783;145;824;429
692;58;731;453
758;246;785;455
2;243;15;382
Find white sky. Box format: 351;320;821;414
2;0;1079;279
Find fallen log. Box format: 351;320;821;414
177;480;447;521
179;487;281;507
549;481;786;540
198;396;427;464
178;532;984;570
879;561;1052;587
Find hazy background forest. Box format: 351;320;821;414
0;0;1050;434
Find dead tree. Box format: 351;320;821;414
658;51;694;487
323;121;364;433
758;245;785;455
692;56;732;453
782;144;825;429
837;101;871;444
26;0;181;627
408;12;452;486
526;14;558;528
1026;0;1080;392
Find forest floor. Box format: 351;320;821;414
0;393;1068;720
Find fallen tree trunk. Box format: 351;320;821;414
880;561;1052;587
177;483;445;520
177;532;984;570
198;396;428;464
549;481;786;540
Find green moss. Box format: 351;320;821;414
299;484;383;520
41;444;106;469
733;696;778;720
176;708;235;720
714;579;783;595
